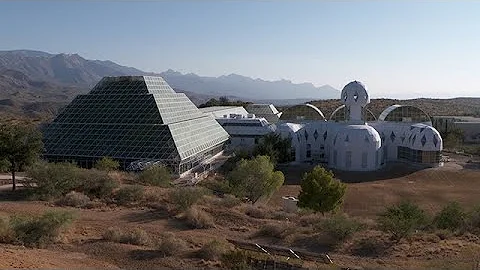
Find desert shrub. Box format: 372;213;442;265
197;239;230;260
138;164;172;187
435;229;453;240
219;194;241;208
115;185;145;206
467;206;480;234
94;157;120;172
156;232;187;257
78;169;119;199
103;227;150;246
103;227;123;242
298;213;324;227
244;205;267;219
56;191;91;208
0;216;13;243
169;187;209;211
26;161;80;200
255;223;295;239
221;249;251;270
319;214;365;242
184;206;215;229
434;202;466;231
10;210;75;247
377;201;428;240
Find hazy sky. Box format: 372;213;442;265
1;1;479;99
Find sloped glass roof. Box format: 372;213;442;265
43;76;229;173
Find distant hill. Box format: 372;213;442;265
306;98;480;120
0;50;340;100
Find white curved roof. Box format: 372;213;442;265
404;123;442;151
332;124;381;150
329;104;377;121
341;81;370;106
378;104;431;123
304;103;326;120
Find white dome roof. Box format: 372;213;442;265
341;81;370;106
332;124;381;150
403;123;442;151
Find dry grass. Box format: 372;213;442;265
255;222;296;239
156;232;187;257
56;192;91;208
244;205;268;219
102;227;151;246
197;239;231;261
184;206;215;229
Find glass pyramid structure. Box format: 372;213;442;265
42;76;229;174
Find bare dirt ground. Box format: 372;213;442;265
1;154;480;269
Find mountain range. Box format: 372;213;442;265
0;49;339;100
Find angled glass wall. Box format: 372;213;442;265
43;76;229;174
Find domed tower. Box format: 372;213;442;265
341;81;370;124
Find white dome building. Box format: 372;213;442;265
276;80;443;172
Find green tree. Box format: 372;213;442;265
297;166;346;215
253;133;292;164
94;157;120;172
442;128;464;149
0;122;43;191
434;202;466;231
377;201;428;240
227;155;284;203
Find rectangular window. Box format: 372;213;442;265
345;151;352;168
362;152;368;168
306;144;311;158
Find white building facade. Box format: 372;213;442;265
277;81;443;171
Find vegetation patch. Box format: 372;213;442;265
114;185;145;206
156;232;187;257
103;227;151;246
138;164;172;187
3;210;75;248
318;214;365;242
255;222;295;239
169;186;209;211
434;202;466;232
184;206;215;229
94;157;120;172
56;191;91;208
197;239;231;261
377;201;428;240
244;205;268;219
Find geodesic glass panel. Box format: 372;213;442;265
43;76;229;174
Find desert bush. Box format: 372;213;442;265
26;161;80;200
434;202;466;231
467;206;480;235
197;239;230;260
298;213;324;227
221;249;251;270
377;201;428;240
169;187;209;211
201;178;231;195
219;194;241;208
255;223;295;239
56;191;91;208
156;232;187;257
319;214;365;242
184;206;215;229
94;157;120;172
435;229;453;240
103;227;150;246
0;216;13;243
244;205;267;219
78;169;119;199
115;185;145;206
138;164;172;187
10;210;75;247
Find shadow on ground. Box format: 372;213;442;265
278;162;424;185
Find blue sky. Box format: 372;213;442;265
1;1;479;99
